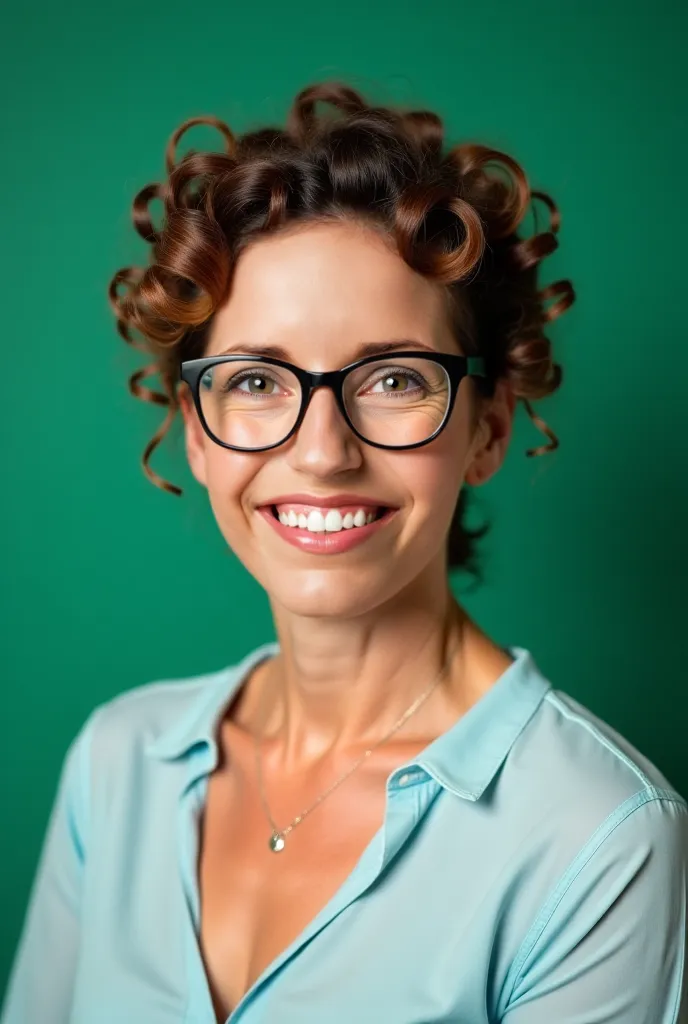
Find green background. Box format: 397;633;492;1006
2;0;686;997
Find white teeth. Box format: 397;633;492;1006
276;506;382;533
324;509;342;532
306;509;326;532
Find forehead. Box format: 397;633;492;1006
206;219;462;363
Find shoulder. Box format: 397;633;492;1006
506;667;688;903
86;665;230;754
499;650;686;834
71;640;277;784
534;683;686;806
498;666;688;1014
496;652;688;896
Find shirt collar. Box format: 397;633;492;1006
411;645;551;799
145;642;551;801
144;641;279;761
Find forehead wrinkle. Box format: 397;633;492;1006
211;338;440;362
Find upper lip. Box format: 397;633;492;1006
258;492;395;509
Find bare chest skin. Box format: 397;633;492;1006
196;725;401;1021
196;642;514;1021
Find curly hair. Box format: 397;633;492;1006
108;80;574;577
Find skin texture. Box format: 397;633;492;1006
177;218;517;1017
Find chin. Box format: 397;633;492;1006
266;569;390;621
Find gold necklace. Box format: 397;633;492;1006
253;629;461;853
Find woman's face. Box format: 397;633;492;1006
179;219;514;619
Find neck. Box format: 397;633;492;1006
243;570;472;770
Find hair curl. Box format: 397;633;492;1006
108;80;574;577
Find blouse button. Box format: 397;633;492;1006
397;772;412;786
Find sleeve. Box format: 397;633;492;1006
0;709;98;1024
501;794;688;1024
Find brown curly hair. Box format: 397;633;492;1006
108;80;574;577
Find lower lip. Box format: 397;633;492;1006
257;506;397;554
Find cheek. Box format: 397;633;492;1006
202;447;258;542
400;418;468;522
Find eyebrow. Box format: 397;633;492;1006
214;338;439;360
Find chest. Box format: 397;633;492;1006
196;753;392;1020
73;744;531;1024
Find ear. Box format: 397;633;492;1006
464;378;517;487
177;383;209;489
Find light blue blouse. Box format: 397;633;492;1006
2;641;687;1023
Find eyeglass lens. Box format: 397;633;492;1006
198;357;451;449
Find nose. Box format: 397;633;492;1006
286;384;363;477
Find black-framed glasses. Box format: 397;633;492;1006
179;350;487;453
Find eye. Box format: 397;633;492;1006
233;374;278;395
375;373;412;392
364;368;426;395
219;369;289;397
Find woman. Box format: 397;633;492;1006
3;81;686;1024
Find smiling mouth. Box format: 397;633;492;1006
270;505;388;534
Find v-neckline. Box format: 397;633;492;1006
177;769;395;1022
169;639;524;1019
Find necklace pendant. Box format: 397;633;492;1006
269;832;286;853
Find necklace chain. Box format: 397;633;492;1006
253;628;461;853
